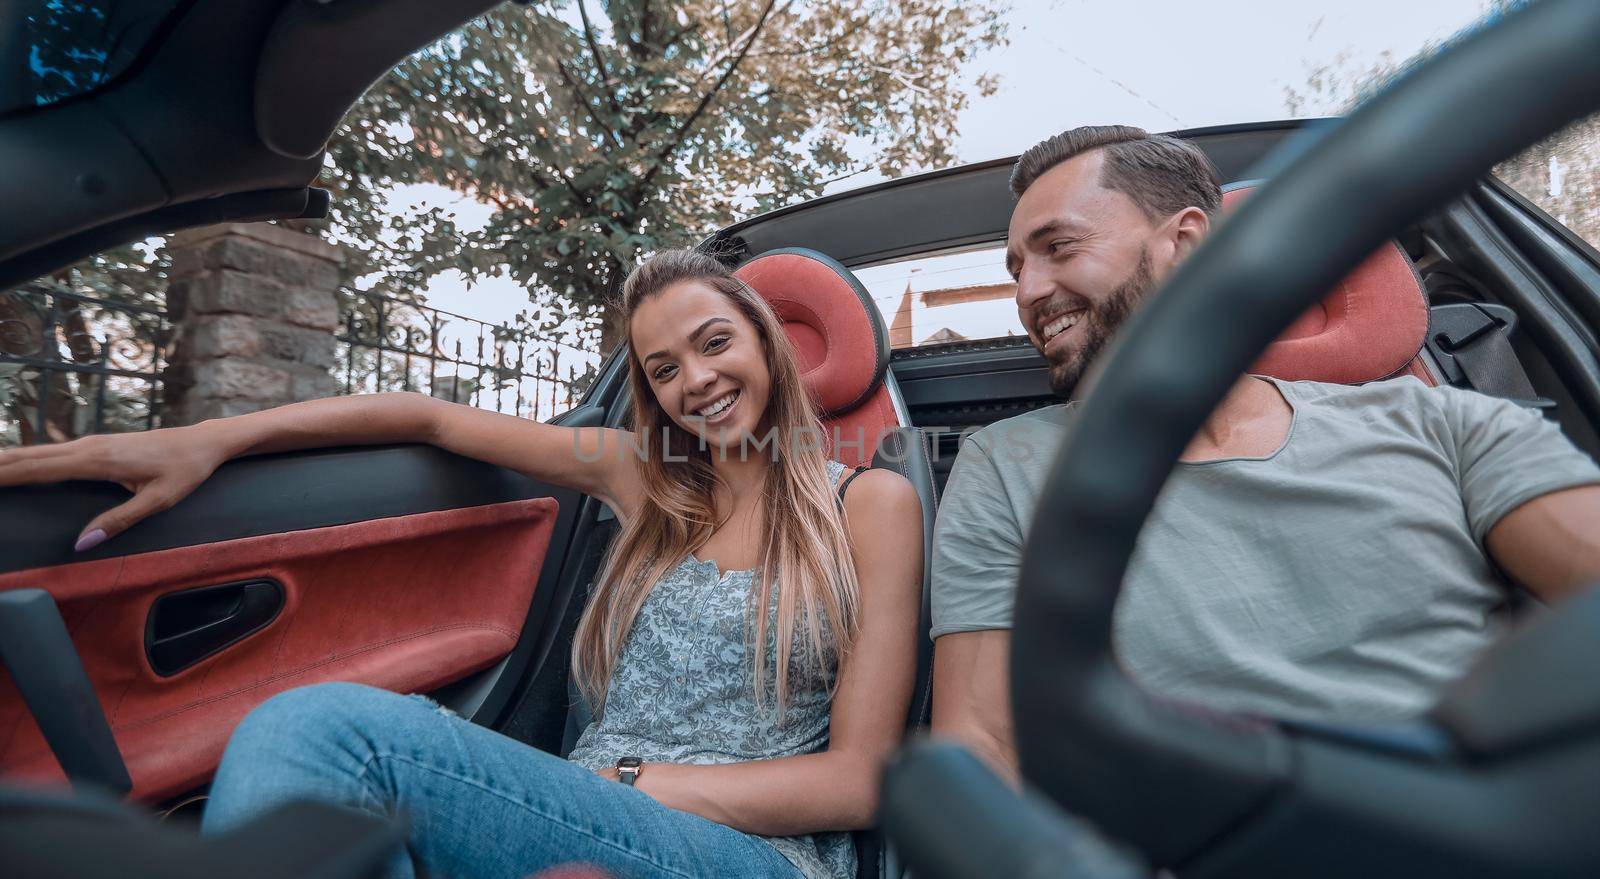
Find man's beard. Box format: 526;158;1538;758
1045;248;1155;399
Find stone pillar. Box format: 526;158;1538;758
162;224;342;425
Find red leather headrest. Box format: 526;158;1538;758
1225;184;1430;384
734;248;890;416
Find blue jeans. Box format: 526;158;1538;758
202;682;804;879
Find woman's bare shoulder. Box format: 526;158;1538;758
839;467;920;530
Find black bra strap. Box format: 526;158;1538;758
836;465;870;510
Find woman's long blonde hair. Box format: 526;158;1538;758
572;249;862;715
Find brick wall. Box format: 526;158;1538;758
161;224;343;424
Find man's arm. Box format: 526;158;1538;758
931;629;1019;784
1485;484;1600;604
926;432;1034;783
1439;385;1600;604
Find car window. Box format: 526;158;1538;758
1;230;594;449
1495;114;1600;251
855;245;1021;349
0;276;167;446
1;0;181;115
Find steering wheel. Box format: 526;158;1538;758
884;1;1600;876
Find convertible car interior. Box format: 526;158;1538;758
4;1;1600;877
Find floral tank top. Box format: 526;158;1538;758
566;459;855;879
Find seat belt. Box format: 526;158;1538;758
1425;303;1555;411
1449;322;1538;399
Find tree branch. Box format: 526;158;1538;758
656;20;699;54
577;0;628;121
550;56;628;151
641;0;791;129
745;16;871;60
634;0;786;193
866;62;933;96
636;0;652;50
513;151;590;208
516;10;625;151
548;168;591;207
814;163;874;188
483;190;524;215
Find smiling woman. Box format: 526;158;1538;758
193;247;925;878
593;250;847;718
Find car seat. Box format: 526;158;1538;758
1224;182;1436;386
1228;181;1551;411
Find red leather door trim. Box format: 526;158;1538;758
0;497;558;802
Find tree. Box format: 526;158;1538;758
9;1;1005;443
1282;0;1600;250
321;0;1006;351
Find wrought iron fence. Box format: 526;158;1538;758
0;283;598;447
336;289;599;422
0;282;168;446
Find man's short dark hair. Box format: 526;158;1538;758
1009;125;1222;220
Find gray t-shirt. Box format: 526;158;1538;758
931;376;1600;722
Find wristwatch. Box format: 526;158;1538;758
616;756;644;786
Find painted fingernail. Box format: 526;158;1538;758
74;529;107;552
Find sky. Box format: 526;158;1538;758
953;0;1489;162
395;0;1494;351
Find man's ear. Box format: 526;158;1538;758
1169;206;1211;262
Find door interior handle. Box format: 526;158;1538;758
145;579;284;677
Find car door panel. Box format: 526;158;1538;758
1;444;572;575
0;495;558;802
0;399;628;800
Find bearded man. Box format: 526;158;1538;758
928;125;1600;781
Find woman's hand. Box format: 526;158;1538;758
0;387;650;554
0;424;228;551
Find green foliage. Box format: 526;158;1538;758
23;0;1005;436
67;240;171;311
320;0;1006;343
